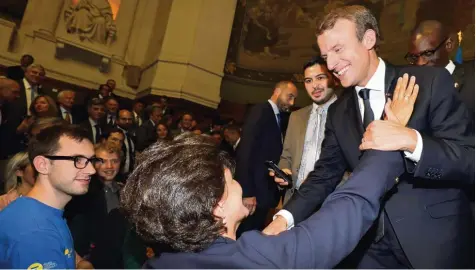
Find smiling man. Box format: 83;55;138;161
274;56;338;204
0;124;98;268
266;5;474;269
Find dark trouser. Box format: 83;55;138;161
236;207;269;238
357;212;412;269
335;211;412;269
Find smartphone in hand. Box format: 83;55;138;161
265;160;293;188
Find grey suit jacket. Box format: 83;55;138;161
278;104;349;203
278;105;312;188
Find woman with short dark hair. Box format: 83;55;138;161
121;134;405;268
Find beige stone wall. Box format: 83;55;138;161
0;0;237;108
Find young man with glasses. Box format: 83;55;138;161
0;124;99;268
406;20;474;115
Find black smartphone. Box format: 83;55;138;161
265;160;293;187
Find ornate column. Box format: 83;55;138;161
140;0;237;108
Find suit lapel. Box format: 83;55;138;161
296;106;312;164
382;63;398;119
265;102;282;140
344;90;364;141
452;64;465;92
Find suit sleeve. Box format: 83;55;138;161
278;112;297;171
235;105;263;198
236;150;404;268
284;108;347;223
409;68;475;183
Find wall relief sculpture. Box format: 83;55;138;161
64;0;117;45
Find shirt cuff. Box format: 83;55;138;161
404;129;423;163
274;209;294;229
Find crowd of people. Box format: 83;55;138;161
0;4;473;269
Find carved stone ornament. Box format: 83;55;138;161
64;0;117;45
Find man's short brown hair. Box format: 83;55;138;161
28;124;91;167
316;5;380;48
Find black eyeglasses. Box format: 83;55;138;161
44;155;104;169
404;37;448;65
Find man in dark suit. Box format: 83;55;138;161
101;96;119;128
116;110;136;179
120;134;406;268
223;124;241;158
131;100;145;128
266;6;474;269
0;64;45;157
406;20;475;115
80;98;105;145
136;106;162;151
0;78;21;128
56;89;82;124
6;54;34;81
0;78;21;193
235;81;297;236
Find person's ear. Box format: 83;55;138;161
15;169;24;177
363;29;377;50
445;35;456;53
33;156;50;175
213;200;226;219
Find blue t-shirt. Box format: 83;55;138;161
0;197;75;269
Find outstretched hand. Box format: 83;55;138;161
384;73;419;126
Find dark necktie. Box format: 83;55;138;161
276;113;281;128
108;115;114;125
94;124;101;144
358;88;374;129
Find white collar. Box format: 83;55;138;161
233;137;241;149
267;99;280;115
23;78;33;90
89;117;98;126
60;106;70;114
149;119;156;127
445;60;456;74
312;94;338;112
355;57;386;93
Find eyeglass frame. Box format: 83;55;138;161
43;155;104;169
404;37;449;65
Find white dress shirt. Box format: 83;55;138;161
60;106;72;124
276;58;423;229
296;96;337;188
233;137;241;150
267;99;280;126
133;111;142;126
118;126;135;174
23;78;37;115
89;117;100;144
445;60;456;74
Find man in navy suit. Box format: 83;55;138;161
120;134;405;269
235;81;297;235
267;5;474;269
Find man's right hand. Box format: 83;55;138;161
262;215;288;235
269;168;292;187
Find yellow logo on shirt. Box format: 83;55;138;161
64;248;73;259
27;263;43;270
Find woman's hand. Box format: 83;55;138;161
384;73;419;126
